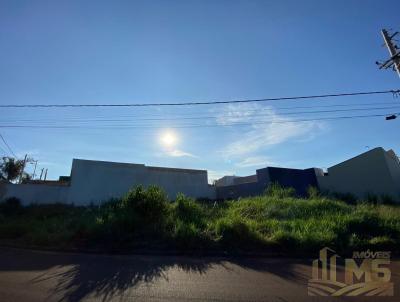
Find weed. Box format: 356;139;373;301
0;186;399;253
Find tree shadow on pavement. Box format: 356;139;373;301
34;255;227;301
0;247;310;302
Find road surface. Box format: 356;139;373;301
0;247;398;301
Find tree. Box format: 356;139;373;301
0;157;25;182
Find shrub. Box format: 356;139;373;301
228;197;270;221
25;219;75;246
94;199;135;240
172;220;203;249
265;183;295;198
122;185;169;225
270;229;298;248
0;197;23;216
380;194;396;205
0;221;29;238
86;186;172;243
307;186;320;199
26;203;75;220
347;210;385;238
214;217;262;248
173;193;205;226
365;192;379;204
0;185;399;254
332;192;358;204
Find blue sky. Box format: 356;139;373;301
0;0;399;182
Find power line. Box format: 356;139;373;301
4;101;398;121
0;133;17;158
1;100;398;126
0;144;8;156
1;105;399;123
2;102;398;126
0;112;397;129
1;89;399;108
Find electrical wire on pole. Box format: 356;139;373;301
0;133;17;158
0;105;399;124
376;29;400;120
0;89;399;108
377;29;400;78
0;112;398;130
0;144;7;156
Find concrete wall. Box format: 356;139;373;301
0;183;70;206
216;181;261;200
216;167;319;199
0;158;216;205
3;148;399;205
317;148;400;200
265;167;320;196
385;149;400;193
67;159;215;205
214;176;238;187
233;174;258;185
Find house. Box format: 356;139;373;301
215;147;400;202
215;166;320;199
317;147;400;200
1;147;399;205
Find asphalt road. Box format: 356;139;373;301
0;247;398;302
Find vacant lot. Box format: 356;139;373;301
0;185;399;255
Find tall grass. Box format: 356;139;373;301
0;185;399;254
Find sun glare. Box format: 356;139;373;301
160;130;178;147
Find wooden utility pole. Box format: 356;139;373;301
377;29;400;121
378;29;400;78
32;160;38;179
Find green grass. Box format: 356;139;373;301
0;185;399;254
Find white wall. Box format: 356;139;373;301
0;159;216;205
317;148;400;201
67;159;215;205
3;149;399;205
0;183;70;206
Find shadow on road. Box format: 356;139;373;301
0;247;310;302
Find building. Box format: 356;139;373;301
68;159;215;204
0;159;215;205
215;147;400;201
1;147;399;205
213;175;257;187
317;147;400;200
215;167;320;199
213;176;238;187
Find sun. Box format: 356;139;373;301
160;130;178;147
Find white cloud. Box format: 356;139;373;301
214;103;271;125
235;156;275;168
216;104;324;158
167;149;198;158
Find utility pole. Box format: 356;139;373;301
18;154;27;184
377;29;400;78
377;29;400;121
31;160;38;179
